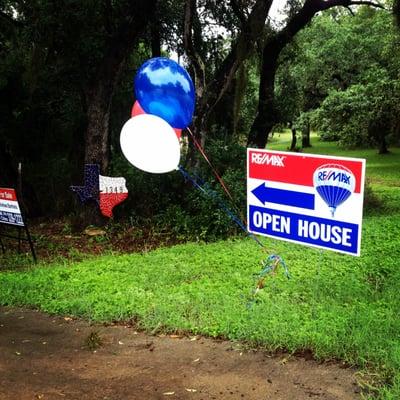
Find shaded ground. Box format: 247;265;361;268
0;307;361;400
0;220;182;266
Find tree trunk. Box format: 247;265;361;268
302;121;311;148
151;17;161;57
233;63;248;138
247;40;281;148
369;119;390;155
79;0;157;226
378;137;388;154
84;82;114;171
394;0;400;28
289;123;297;150
80;79;116;228
394;119;400;146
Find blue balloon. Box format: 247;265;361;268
134;57;195;129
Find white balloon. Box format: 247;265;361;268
120;114;180;174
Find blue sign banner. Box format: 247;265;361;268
0;210;24;226
249;205;359;255
251;183;315;209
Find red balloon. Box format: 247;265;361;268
174;128;182;139
131;101;182;140
131;101;145;117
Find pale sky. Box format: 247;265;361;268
269;0;289;23
169;0;290;62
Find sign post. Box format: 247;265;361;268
247;149;366;256
0;188;36;262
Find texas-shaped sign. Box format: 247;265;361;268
71;164;128;218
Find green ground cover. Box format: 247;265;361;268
1;135;400;399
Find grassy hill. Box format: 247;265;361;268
1;137;399;399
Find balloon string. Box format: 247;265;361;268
246;254;291;308
181;134;289;301
186;127;247;225
178;165;265;249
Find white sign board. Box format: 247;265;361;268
0;188;25;227
247;149;366;256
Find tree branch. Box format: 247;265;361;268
394;0;400;27
348;1;385;9
230;0;248;27
200;0;273;117
184;0;206;96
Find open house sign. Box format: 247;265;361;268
247;149;366;256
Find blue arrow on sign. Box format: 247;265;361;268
251;183;315;210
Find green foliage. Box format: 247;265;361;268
281;8;400;151
236;58;261;135
314;84;371;145
110;138;248;241
315;77;400;149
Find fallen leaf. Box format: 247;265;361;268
169;335;182;339
84;228;106;236
64;317;72;321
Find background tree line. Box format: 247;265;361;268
0;0;398;233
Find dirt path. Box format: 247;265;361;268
0;307;360;400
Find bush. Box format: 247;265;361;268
109;138;248;242
314;72;400;150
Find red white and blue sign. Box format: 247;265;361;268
247;149;366;256
71;164;128;218
0;188;24;227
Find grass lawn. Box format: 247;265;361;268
1;134;400;399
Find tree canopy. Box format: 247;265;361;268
0;0;398;222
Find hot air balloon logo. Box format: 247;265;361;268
313;164;355;217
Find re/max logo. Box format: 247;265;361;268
318;170;351;184
251;153;285;167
